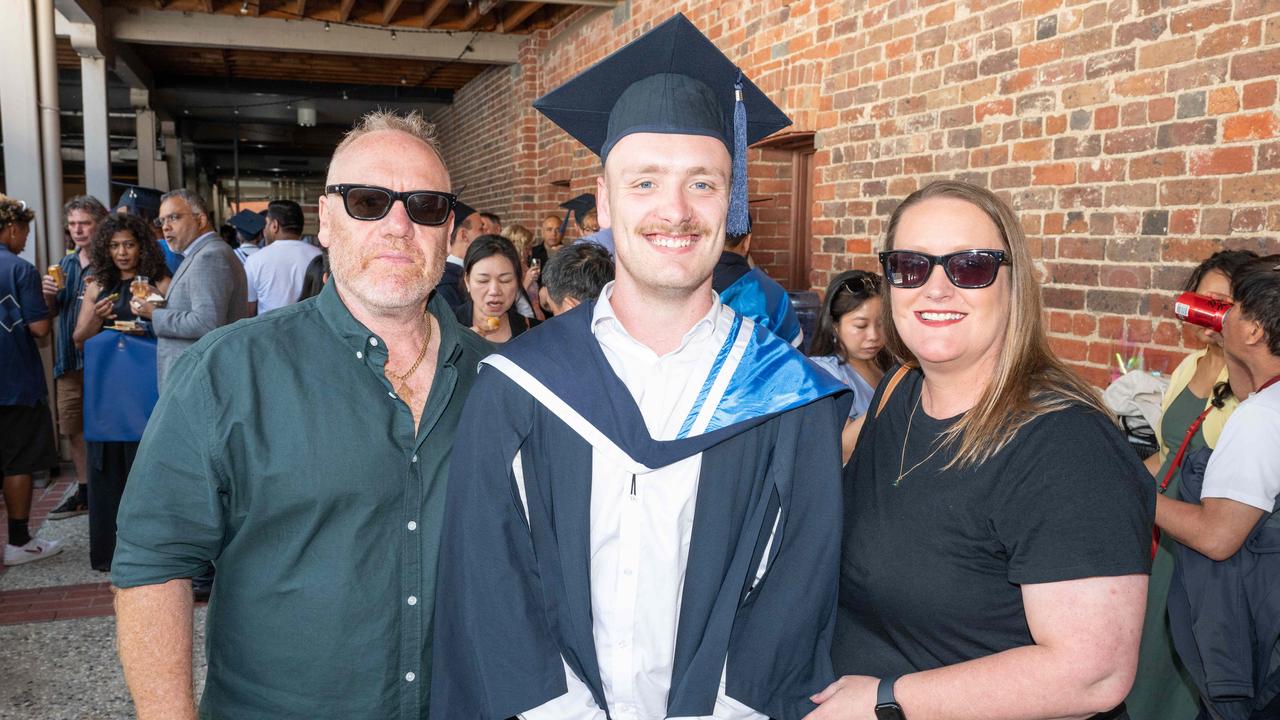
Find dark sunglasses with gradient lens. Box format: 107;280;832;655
878;249;1010;289
325;184;457;226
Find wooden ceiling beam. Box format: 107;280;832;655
422;0;448;28
336;0;356;22
501;1;542;32
381;0;404;25
459;4;484;30
294;0;306;19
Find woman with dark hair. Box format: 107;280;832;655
296;250;329;302
810;270;891;460
811;182;1152;720
72;212;170;571
457;234;535;343
1126;248;1258;720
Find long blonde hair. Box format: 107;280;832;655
881;181;1109;468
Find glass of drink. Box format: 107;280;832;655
131;275;150;300
48;265;64;289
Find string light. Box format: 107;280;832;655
390;30;397;40
323;21;330;31
239;0;249;14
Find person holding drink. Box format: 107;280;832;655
72;213;171;571
456;234;535;343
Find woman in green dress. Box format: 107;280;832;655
1125;249;1256;720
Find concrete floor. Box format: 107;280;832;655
0;512;208;720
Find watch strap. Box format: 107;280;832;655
877;675;900;706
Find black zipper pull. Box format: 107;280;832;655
630;474;637;496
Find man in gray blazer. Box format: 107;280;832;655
132;189;250;388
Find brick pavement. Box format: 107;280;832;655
0;471;121;626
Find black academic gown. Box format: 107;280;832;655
436;261;466;313
430;303;850;720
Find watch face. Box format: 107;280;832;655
875;703;907;720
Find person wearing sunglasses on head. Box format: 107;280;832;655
111;110;491;720
808;269;891;463
809;181;1153;720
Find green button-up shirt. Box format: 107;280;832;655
113;281;491;720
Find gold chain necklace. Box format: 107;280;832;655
386;313;433;405
895;387;945;486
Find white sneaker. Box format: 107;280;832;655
3;537;65;566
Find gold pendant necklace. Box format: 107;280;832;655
895;387;945;486
386;313;433;406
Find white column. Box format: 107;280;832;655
135;107;158;189
36;0;62;263
0;0;47;264
80;54;112;205
162;120;183;190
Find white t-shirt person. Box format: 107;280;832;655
1201;382;1280;512
243;239;322;315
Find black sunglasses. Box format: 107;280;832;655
325;184;457;227
878;249;1010;289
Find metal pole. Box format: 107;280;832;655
36;0;62;262
233;119;240;211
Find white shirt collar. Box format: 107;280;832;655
590;281;724;357
446;255;464;267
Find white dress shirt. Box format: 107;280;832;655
243;239;321;314
520;283;765;720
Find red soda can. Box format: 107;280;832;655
1174;291;1232;333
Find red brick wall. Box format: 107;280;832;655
434;0;1280;386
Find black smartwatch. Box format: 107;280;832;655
874;675;907;720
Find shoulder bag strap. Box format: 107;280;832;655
875;364;916;419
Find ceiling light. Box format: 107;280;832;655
324;21;331;31
390;30;397;40
240;0;249;14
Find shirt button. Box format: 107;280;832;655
407;521;418;531
388;391;396;399
405;672;415;682
411;454;418;463
623;568;633;576
370;337;379;346
355;351;363;359
617;640;629;648
407;596;418;606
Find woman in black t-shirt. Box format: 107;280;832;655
809;182;1153;720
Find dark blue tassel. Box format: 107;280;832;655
727;74;750;237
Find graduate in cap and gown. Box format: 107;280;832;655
562;193;616;257
430;14;851;720
711;216;804;347
436;200;476;312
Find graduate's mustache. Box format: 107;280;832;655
636;221;710;238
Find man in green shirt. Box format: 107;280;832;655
112;110;490;720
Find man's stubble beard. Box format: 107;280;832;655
328;221;446;315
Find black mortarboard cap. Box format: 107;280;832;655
560;190;599;226
113;184;162;219
532;13;791;235
453;201;476;229
228;209;265;238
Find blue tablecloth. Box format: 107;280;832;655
83;331;159;442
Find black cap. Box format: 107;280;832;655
453;201;476;229
113;184;163;218
228;209;265;238
559;193;596;228
533;14;790;235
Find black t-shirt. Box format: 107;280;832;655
833;369;1154;685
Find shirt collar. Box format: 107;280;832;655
717;250;749;269
181;231;219;257
317;281;463;370
591;281;723;356
446;255;464;267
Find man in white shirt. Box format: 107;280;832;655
243;200;321;315
1157;255;1280;559
430;15;850;720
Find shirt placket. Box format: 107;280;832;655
362;332;425;719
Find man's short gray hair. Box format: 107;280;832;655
329;110;444;181
63;195;108;223
160;188;211;219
